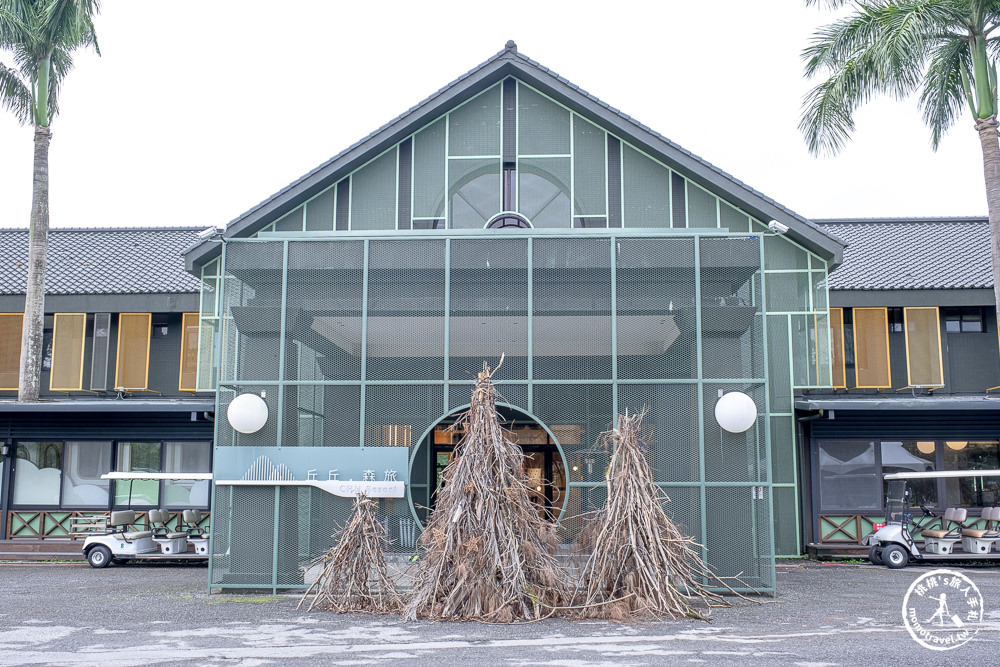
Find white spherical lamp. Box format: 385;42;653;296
715;391;757;433
227;393;269;434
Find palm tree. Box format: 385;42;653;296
801;0;1000;320
0;1;100;401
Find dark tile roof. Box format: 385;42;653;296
815;218;992;291
0;227;204;295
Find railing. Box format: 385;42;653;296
817;514;883;544
5;509;211;540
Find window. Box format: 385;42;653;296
0;313;22;390
818;440;880;511
179;313;199;391
880;441;937;508
944;307;984;333
49;313;86;391
162;441;212;508
943;441;1000;507
115;313;151;390
61;441;112;507
904;306;943;387
888;307;904;333
12;441;62;505
114;441;161;505
852;307;891;388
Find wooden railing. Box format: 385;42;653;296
5;509;210;540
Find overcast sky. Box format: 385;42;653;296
0;1;989;231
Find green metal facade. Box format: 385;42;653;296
198;75;832;592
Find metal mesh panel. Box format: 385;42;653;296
449;238;528;380
210;485;276;587
413;119;447;219
495;383;528;411
224;242;284;383
765;271;812;313
771;485;801;556
766;314;793;412
622;145;669;228
282;384;361;447
616;237;696;380
533;237;612;379
518;157;571;228
533;383;613;484
448;157;501;229
573;116;606;216
619;384;700;483
216;384;279;448
350;150;397;231
719;202;751;233
703;384;766;484
699;237;762;380
365;384;443;447
285;241;364;382
517;83;570;155
763;234;810;270
770;415;796;484
658;485;703;546
305;189;335;231
367;240;446;380
448;85;501;157
704;485;774;589
686;183;718;228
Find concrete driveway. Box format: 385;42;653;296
0;559;997;665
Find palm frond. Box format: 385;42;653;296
920;38;972;148
0;60;31;124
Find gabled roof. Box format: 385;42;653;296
0;227;203;296
183;42;844;271
816;217;992;291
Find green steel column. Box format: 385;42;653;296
527;236;534;411
443;239;451;410
609;235;618;415
271;485;281;593
276;240;290;448
359;240;370;447
693;236;707;562
758;233;777;585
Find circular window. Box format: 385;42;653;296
485;212;532;229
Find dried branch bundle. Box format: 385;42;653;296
404;358;570;622
572;409;734;621
298;492;402;614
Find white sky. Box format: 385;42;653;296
0;1;989;230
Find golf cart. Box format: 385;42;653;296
81;472;212;568
864;469;1000;569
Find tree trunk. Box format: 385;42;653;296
17;125;52;403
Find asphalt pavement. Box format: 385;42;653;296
0;558;997;665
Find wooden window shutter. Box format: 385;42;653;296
0;313;23;390
904;306;944;387
49;313;87;391
852;307;891;388
115;313;152;390
179;313;199;391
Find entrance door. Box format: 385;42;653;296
430;422;567;521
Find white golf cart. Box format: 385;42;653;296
863;469;1000;569
81;472;212;568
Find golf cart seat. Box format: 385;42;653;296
961;507;1000;554
182;509;210;555
109;510;153;541
922;507;968;554
148;509;189;554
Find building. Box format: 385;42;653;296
0;227;215;542
796;218;1000;551
181;44;844;592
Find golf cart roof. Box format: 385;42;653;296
883;470;1000;480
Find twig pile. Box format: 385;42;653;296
403;358;569;622
298;492;401;614
572;409;734;621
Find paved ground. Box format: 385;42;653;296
0;559;997;665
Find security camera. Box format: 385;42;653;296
197;226;222;240
767;220;789;235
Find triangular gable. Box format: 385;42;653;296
184;42;843;271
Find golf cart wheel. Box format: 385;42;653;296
868;545;883;565
882;544;908;569
87;545;112;569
